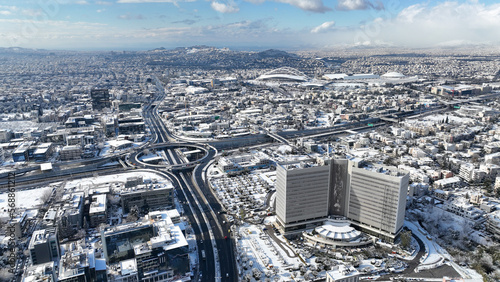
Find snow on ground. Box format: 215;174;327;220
277;145;293;154
0;121;57;131
358;259;385;274
404;221;441;265
65;171;168;188
0;186;53;218
405;221;482;280
186;232;199;276
210;172;271;214
236;223;300;280
138;152;158;160
422;114;474;125
259;171;276;186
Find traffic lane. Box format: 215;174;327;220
183;173;235;281
187;171;236;281
177;174;216;281
171;175;213;280
192;161;237;281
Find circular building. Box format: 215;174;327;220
257;67;309;82
303;219;372;248
381;72;405;79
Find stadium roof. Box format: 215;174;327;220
382;72;405;78
257;67;309;82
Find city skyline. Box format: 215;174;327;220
1;0;500;50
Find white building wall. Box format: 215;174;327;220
347;166;409;236
276;164;330;225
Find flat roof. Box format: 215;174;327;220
40;163;53;171
89;194;107;214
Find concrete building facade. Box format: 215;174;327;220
276;162;331;234
29;228;60;265
276;158;409;241
347;165;409;241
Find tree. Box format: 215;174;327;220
400;230;412;251
126;205;139;222
75;229;86;240
58;218;76;240
40;188;53;204
83;217;89;231
239;208;246;220
98;223;108;232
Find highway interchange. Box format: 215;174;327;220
3;76;498;282
134;76;236;281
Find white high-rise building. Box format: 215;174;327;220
276;161;331;234
275;158;409;241
348;164;409;241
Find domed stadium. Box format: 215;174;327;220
256;67;309;82
381;71;405;78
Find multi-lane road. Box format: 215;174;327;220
145;76;236;281
6;75;498;281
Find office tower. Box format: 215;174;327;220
275;158;409;241
348;164;409;241
276;161;331;234
91;89;111;111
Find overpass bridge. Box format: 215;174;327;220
266;131;292;145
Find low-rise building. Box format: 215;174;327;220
60;145;82;161
326;265;360;282
58;243;91;282
486;210;500;241
444;198;485;222
22;261;56;282
89;194;107;228
101;210;189;281
120;183;174;213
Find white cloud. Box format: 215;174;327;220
117;0;194;3
352;2;500;47
75;0;89;4
211;1;239;13
0;10;12;15
276;0;330;13
97;9;106;13
0;5;17;10
96;1;113;5
336;0;383;11
21;9;44;17
118;13;146;20
311;20;335;33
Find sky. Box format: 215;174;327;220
1;0;500;50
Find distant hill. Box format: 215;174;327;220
256;49;296;58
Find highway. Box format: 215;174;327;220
10;75;493;281
148;75;236;281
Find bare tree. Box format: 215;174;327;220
40;188;53;204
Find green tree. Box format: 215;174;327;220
239;208;246;219
400;230;412;251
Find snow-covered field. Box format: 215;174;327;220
0;186;53;219
236;223;301;280
65;171;167;187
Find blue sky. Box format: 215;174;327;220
1;0;500;50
